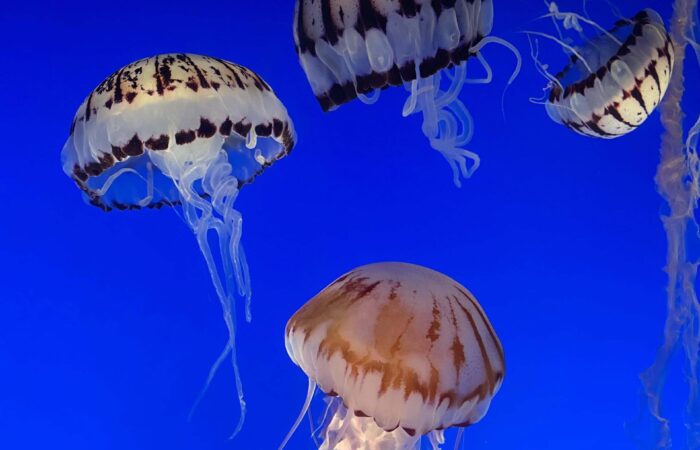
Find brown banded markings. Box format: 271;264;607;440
63;54;296;211
546;9;674;138
294;0;491;111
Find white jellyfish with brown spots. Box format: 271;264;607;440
281;262;504;449
527;2;674;138
293;0;521;187
61;53;296;434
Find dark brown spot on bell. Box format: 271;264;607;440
85;162;103;176
234;121;252;137
402;427;416;437
197;118;217;138
73;166;88;182
99;153;115;168
282;128;295;152
122;134;144;156
104;99;113;109
219;118;233;136
272;119;284;137
255;123;272;137
125;92;137;103
354;410;368;418
145;134;170;150
112;145;126;161
112;201;128;211
175;130;196;145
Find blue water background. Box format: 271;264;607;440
1;0;699;448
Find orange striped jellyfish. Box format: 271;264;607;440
60;53;296;434
281;262;504;449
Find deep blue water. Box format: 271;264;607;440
2;0;699;449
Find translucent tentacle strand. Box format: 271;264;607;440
279;378;317;450
403;65;478;187
632;0;699;447
152;147;250;436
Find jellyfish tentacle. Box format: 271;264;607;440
633;0;699;446
200;152;250;438
162;150;248;436
464;53;493;85
402;66;478;186
453;428;465;450
522;31;595;73
436;62;467;107
358;90;381;105
470;35;522;119
188;340;232;422
312;397;336;444
539;10;623;45
418;76;441;140
470;36;523;86
448;97;476;146
238;244;253;323
402;79;421;117
427;430;445;450
526;35;564;92
279;377;317;450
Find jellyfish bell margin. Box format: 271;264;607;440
526;3;674;138
293;0;521;187
280;262;504;450
60;53;296;436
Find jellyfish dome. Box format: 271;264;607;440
294;0;520;186
534;4;674;138
282;262;504;449
61;53;295;433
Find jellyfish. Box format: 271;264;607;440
527;2;674;138
60;53;296;434
280;262;504;449
293;0;521;187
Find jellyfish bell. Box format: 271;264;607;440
529;3;674;138
281;262;504;450
61;53;296;433
293;0;521;187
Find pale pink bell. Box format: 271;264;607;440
282;262;504;449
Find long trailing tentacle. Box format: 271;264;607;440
526;34;564;93
464;53;493;85
279;377;317;450
470;36;523;86
632;0;699;447
170;149;249;438
470;35;523;119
